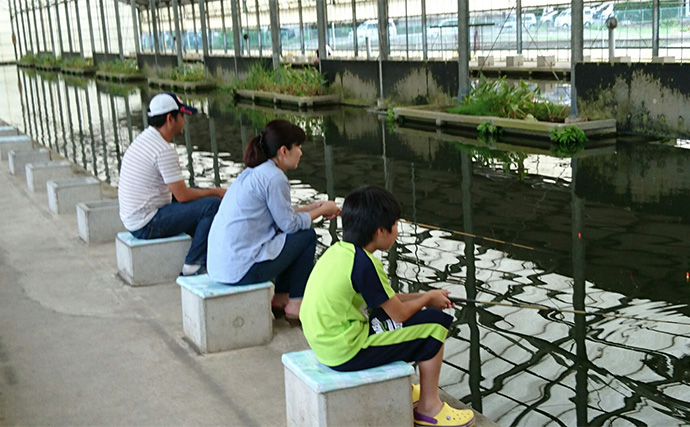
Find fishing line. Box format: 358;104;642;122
448;295;690;326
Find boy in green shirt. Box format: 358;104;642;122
300;186;475;427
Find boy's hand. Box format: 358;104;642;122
425;289;455;310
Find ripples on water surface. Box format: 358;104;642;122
3;66;689;426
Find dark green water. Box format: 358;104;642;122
5;66;690;426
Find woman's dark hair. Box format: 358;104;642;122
341;186;401;247
243;119;306;168
147;110;180;128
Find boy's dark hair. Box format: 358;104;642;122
243;119;306;168
342;186;401;247
147;110;180;128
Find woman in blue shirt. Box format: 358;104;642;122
207;120;340;321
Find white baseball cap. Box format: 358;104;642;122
147;92;198;117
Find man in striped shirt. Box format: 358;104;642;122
118;93;226;276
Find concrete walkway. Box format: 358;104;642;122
0;134;496;426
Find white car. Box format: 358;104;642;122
540;9;560;26
554;7;593;28
504;13;537;30
428;18;458;38
348;19;397;43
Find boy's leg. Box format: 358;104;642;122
417;343;444;416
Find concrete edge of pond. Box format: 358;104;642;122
235;89;341;109
61;68;96;76
147;77;217;92
394;105;617;140
96;71;146;82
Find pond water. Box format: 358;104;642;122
3;65;689;426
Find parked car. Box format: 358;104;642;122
504;13;537;30
554;7;593;28
539;9;560;26
428;18;458;38
347;19;397;43
592;2;615;25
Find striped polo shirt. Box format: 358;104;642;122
118;126;184;231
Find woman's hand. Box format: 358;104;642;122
318;200;341;219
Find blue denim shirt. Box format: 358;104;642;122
207;159;312;284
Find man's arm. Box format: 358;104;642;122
167;180;226;203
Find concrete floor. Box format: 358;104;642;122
0;141;497;426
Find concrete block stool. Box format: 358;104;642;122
477;55;494;67
47;177;101;215
116;232;192;286
537;55;556;67
176;274;273;353
282;350;414;427
0;126;19;137
77;199;125;243
506;55;524;67
26;161;72;192
0;135;31;160
8;148;49;175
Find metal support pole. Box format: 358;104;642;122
191;2;198;53
421;0;427;60
377;0;390;59
179;3;186;53
131;0;141;55
608;27;615;60
39;1;48;54
652;0;660;57
55;0;64;56
516;0;522;54
172;0;184;67
316;0;327;62
114;0;125;59
86;0;97;61
457;0;470;100
255;0;262;57
8;0;26;61
74;1;84;56
168;4;174;54
571;0;583;118
269;0;281;69
404;0;409;58
298;0;305;55
221;0;228;53
98;0;108;53
351;0;358;56
32;0;41;53
231;0;242;57
65;0;74;53
24;3;34;54
206;0;213;54
150;0;160;57
198;0;210;75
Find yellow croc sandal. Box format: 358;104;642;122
414;402;476;427
411;384;420;406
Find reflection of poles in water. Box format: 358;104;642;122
382;120;399;292
84;85;98;177
323;133;338;244
54;78;68;157
410;162;423;287
239;114;249;146
62;79;76;161
17;68;29;135
46;77;59;152
184;123;195;187
571;158;588;426
73;86;87;170
26;74;41;144
109;94;122;172
39;78;52;149
209;116;221;186
95;86;111;184
461;150;483;413
124;96;134;145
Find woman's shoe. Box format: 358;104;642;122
414;402;475;427
271;306;286;319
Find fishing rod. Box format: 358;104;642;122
447;295;690;326
399;219;540;252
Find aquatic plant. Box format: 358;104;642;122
98;58;140;75
448;76;569;122
62;57;93;70
477;120;502;143
19;54;37;66
169;63;207;82
36;54;60;68
549;125;588;157
233;64;330;97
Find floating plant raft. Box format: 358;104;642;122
394;105;616;139
147;77;216;92
62;67;95;76
96;71;146;82
234;89;340;109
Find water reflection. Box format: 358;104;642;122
5;67;690;426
